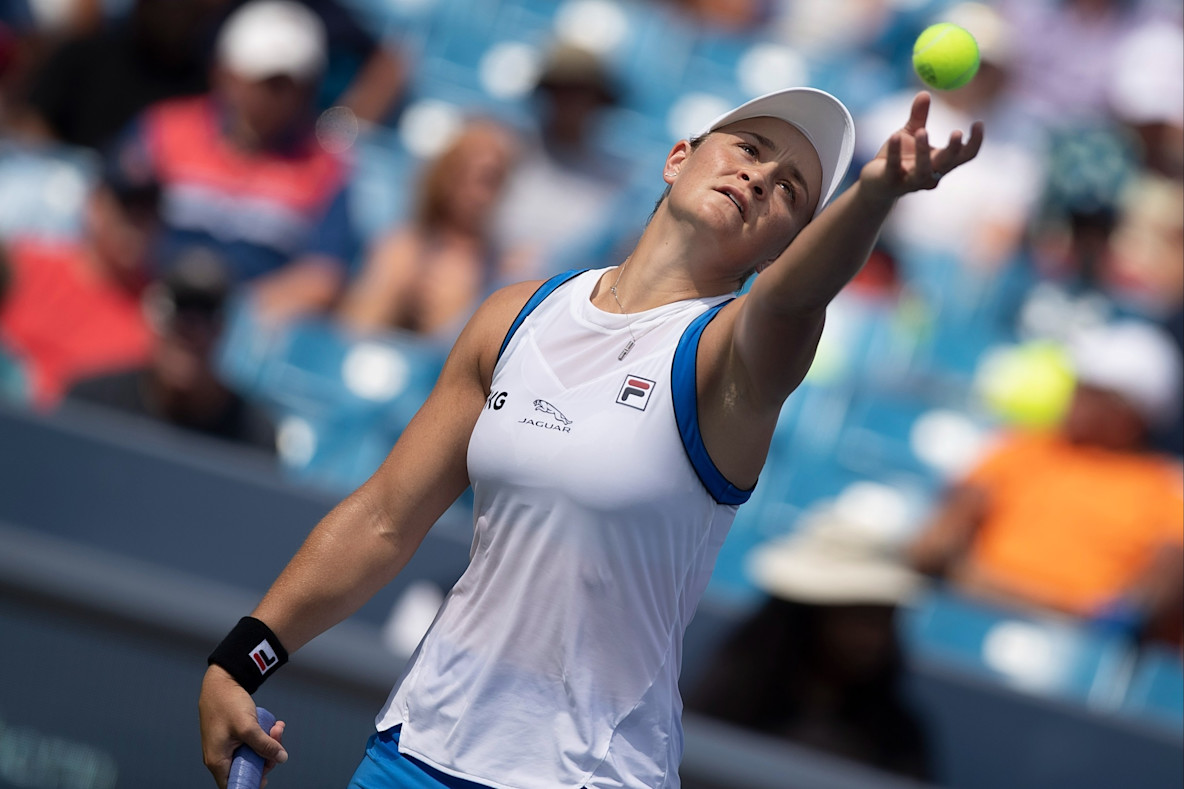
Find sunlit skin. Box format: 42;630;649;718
660;117;824;282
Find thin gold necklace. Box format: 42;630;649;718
609;258;638;361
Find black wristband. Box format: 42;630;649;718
208;616;289;694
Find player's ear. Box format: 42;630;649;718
663;140;693;185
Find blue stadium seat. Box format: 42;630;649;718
1120;646;1184;733
600;3;697;123
0;142;96;242
893;246;1027;381
400;0;556;120
900;587;1136;708
834;391;950;488
348;129;418;245
216;300;446;489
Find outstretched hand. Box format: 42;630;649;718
860;91;984;201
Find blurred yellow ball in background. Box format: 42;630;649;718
975;342;1076;428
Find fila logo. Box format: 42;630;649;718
250;639;279;675
616;375;656;411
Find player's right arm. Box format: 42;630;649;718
199;279;542;787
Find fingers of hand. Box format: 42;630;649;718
263;721;288;771
928;131;963;187
911;129;941;189
929;121;986;184
904;91;931;133
885;132;903;173
247;725;288;766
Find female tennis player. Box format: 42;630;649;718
200;88;981;789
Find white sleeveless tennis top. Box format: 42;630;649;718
376;268;753;788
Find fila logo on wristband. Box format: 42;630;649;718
251;640;279;675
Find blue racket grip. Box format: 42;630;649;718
227;707;277;789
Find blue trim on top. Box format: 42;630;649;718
671;300;753;506
497;269;586;362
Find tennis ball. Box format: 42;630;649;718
913;23;980;90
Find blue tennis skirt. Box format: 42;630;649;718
347;727;493;789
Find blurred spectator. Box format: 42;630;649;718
492;42;633;280
0;18;26;130
23;0;211;150
999;0;1162;130
205;0;408;128
0;165;159;408
858;2;1044;273
22;0;406;152
68;247;276;451
107;0;359;323
688;506;932;780
767;0;896;60
909;320;1184;645
1107;173;1184;321
663;0;773;32
0;241;31;402
1106;173;1184;457
1107;17;1184;180
338;119;519;343
1025;122;1141;292
8;0;106;34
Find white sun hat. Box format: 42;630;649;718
747;501;926;606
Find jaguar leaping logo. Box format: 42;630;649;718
533;399;572;425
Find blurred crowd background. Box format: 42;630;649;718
0;0;1181;786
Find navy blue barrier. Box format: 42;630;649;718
0;401;471;627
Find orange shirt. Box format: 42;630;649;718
962;432;1184;615
0;239;152;408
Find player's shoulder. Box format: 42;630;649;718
473;278;550;332
451;278;550;376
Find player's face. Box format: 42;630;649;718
665;116;823;269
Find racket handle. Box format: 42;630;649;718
227;707;277;789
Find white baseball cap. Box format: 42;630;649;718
1070;320;1184;428
217;0;327;82
697;87;856;218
